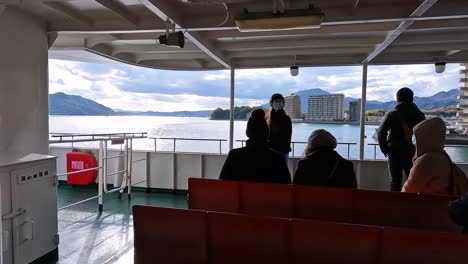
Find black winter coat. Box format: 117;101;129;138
293;149;357;188
268;112;292;154
377;102;425;157
219;140;291;184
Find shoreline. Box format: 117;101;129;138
291;120;381;126
49;114;382;126
210;118;381;125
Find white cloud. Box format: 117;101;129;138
203;72;228;81
97;92;263;112
49;59;462;111
49;60;264;111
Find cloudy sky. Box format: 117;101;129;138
49;59;461;112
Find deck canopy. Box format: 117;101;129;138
5;0;468;70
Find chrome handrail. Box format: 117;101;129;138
369;142;468;160
150;137;228;155
49;132;147;144
53;133;147;212
236;140;357;159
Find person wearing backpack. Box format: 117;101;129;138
377;87;426;191
293;129;357;188
402;117;468;195
448;193;468;234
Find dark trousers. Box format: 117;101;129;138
388;155;413;192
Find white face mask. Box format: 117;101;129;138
272;102;284;111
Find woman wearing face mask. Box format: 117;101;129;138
266;93;292;160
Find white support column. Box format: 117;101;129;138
98;141;104;212
0;8;49;154
0;4;6;17
229;68;235;151
359;63;368;160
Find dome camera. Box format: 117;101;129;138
435;61;446;73
290;65;299;76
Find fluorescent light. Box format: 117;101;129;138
235;8;324;32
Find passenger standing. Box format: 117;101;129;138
402;117;468;195
266;93;292;160
293;129;357;188
219;108;291;184
377;87;425;191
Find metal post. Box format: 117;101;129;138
98;140;103;212
229;68;235;151
292;142;295;158
173;138;176;152
219;140;222;155
347;144;350;160
146;152;151;193
359;63;368;160
128;138;133;200
154;138;157;152
374;145;377;160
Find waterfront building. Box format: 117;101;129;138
307;94;344;120
458;64;468;131
284;94;302;119
349;99;361;122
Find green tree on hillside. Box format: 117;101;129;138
211;106;266;120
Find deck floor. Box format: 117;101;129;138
55;185;187;264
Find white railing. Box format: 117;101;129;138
236;140;357;159
150;137;227;155
368;143;468;161
51;132;147;212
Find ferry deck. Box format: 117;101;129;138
1;0;468;263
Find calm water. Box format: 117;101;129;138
49;116;468;162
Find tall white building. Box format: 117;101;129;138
458;64;468;131
284;94;302;119
307;94;344;121
349;99;361;122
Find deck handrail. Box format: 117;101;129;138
237;140;357;159
49;132;147;145
368;143;468;160
53;134;147;212
150;137;228;154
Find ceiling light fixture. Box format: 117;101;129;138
235;6;324;32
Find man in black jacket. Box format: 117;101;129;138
377;87;426;191
219;109;291;184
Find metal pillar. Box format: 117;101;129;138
359;63;368;160
229;68;235;151
98;140;103;212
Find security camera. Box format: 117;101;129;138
435;62;446;73
290;65;299;76
157;31;185;48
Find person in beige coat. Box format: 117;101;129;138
402;117;468;195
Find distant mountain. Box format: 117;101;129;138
50;92;115;115
364;89;459;110
262;88;459;112
49;92;212;117
51;88;459;117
